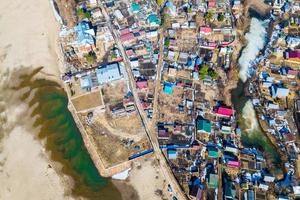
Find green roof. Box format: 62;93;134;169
208;174;218;189
131;2;140;13
197;119;211;133
208;150;218;158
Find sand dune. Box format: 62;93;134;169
0;0;73;199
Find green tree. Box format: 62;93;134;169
77;8;85;18
208;69;219;80
84;53;96;64
157;0;164;6
217;14;224;22
164;37;170;47
290;22;299;28
205;11;213;21
199;64;209;80
77;8;91;19
84;11;92;19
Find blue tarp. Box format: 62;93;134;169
128;149;154;160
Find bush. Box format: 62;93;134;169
77;8;91;19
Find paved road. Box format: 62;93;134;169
98;1;187;199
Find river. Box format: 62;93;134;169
231;16;283;170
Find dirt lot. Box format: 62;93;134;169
71;90;104;112
82;111;151;167
102;81;126;105
93;113;146;141
158;86;192;123
89;127;130;167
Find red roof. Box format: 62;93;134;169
136;80;148;89
200;27;212;34
227;161;240;168
126;49;135;57
284;132;295;142
124;96;134;104
208;1;216;8
216;107;234;117
288;69;298;76
158;129;169;139
208;42;217;47
132;28;140;33
176;82;184;87
120;33;135;42
141;102;150;109
286;50;300;59
120;28;130;35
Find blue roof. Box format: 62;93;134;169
271;85;289;98
96;63;123;85
164;82;173;94
279;127;289;134
195;57;203;65
187;58;193;66
126;91;133;97
74;21;94;46
167;149;177;159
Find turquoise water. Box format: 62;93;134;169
14;69;122;200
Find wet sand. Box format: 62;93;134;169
0;0;72;198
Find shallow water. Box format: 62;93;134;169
13;68;122;200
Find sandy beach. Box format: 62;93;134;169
114;157;170;200
0;127;73;200
0;0;61;77
0;0;73;199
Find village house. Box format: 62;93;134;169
73;20;95;57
